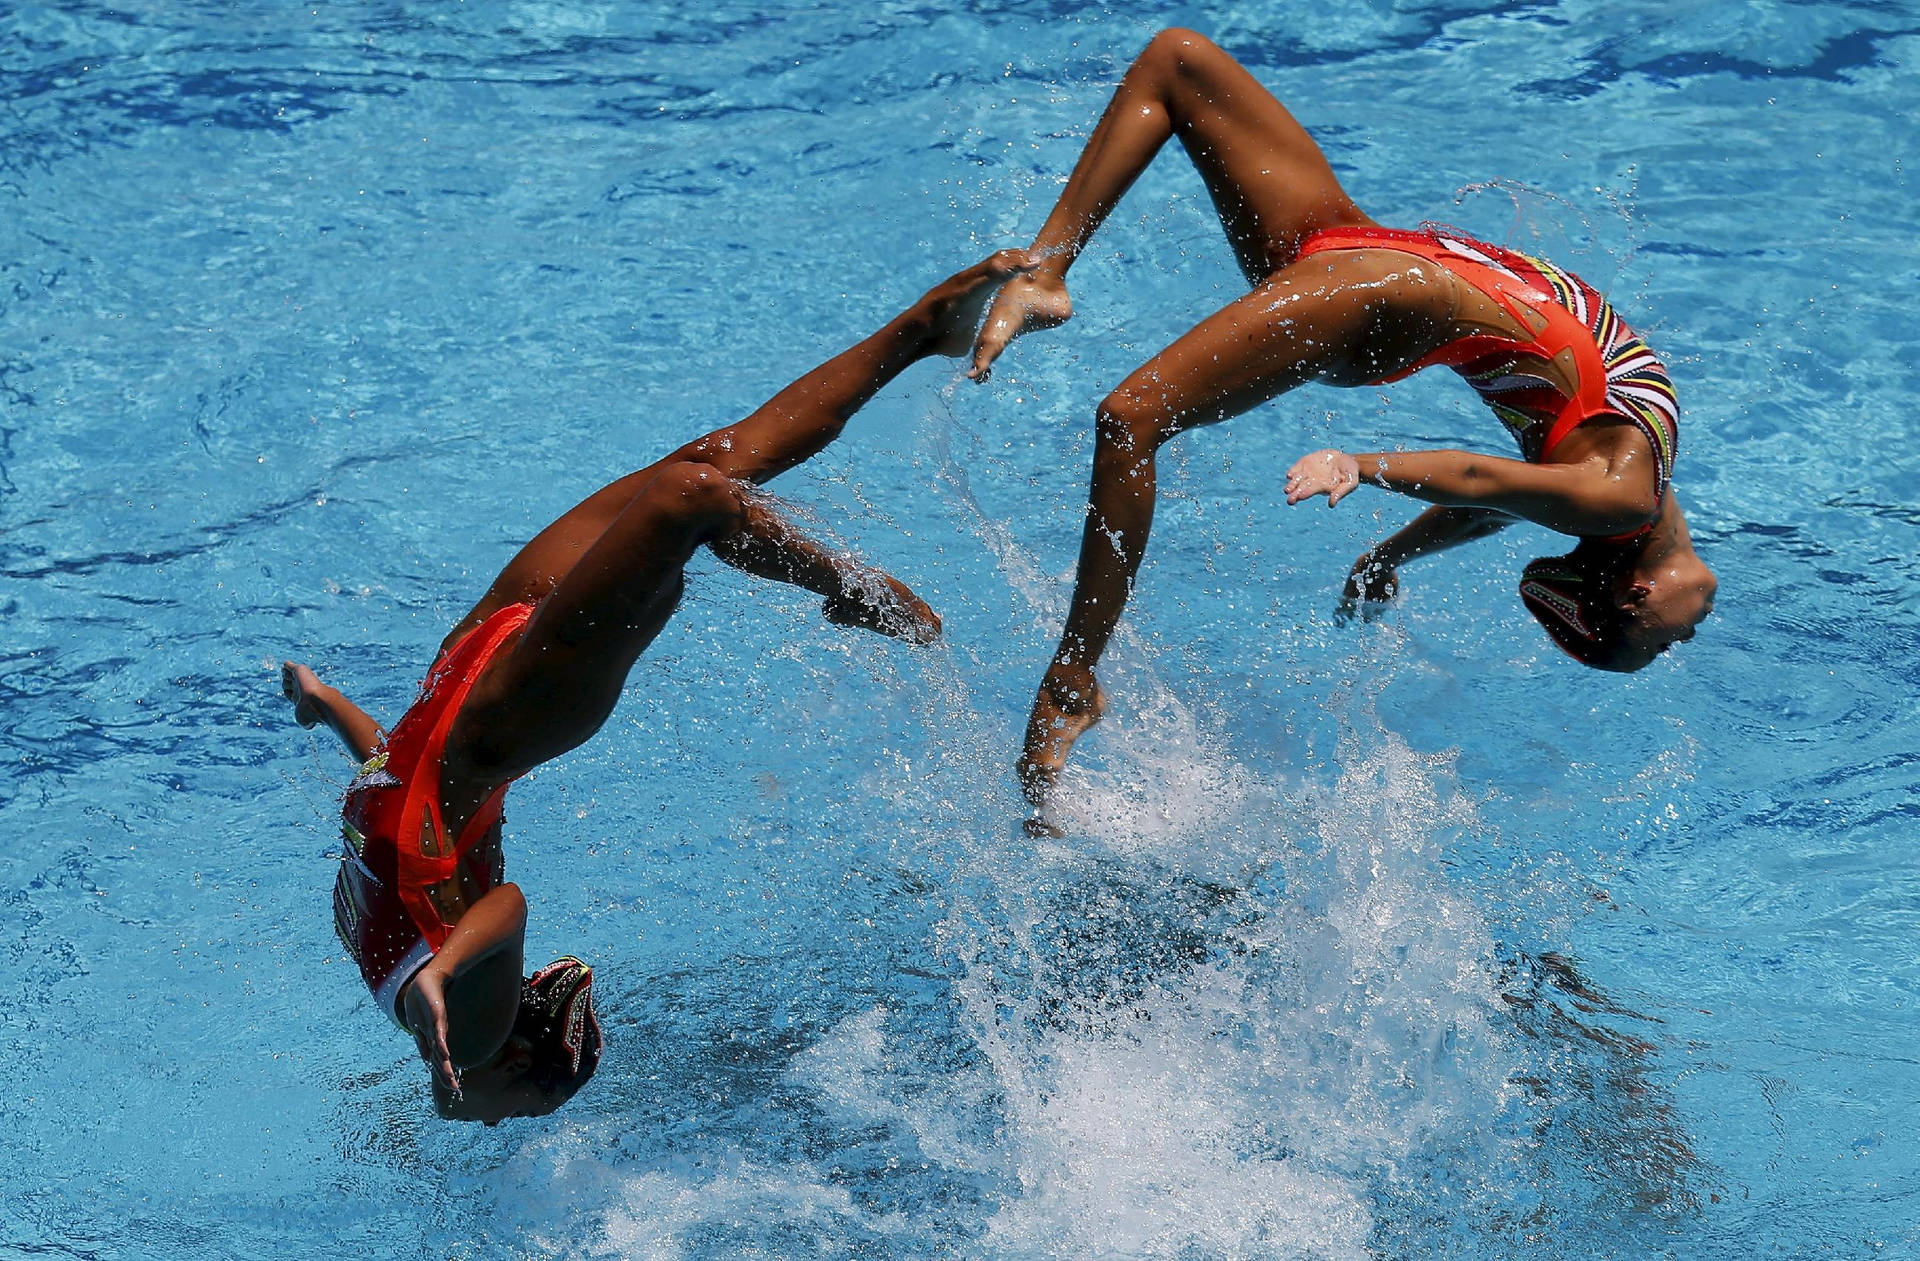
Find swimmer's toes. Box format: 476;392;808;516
968;276;1072;380
1022;812;1065;839
967;321;1011;381
926;251;1039;360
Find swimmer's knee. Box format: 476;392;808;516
1140;28;1223;76
1095;388;1172;458
648;461;742;522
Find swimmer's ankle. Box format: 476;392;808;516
1020;238;1075;285
1038;660;1104;717
1031;256;1072;289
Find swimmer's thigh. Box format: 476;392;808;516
1102;250;1451;440
443;455;696;646
450;462;739;776
1143;30;1372;278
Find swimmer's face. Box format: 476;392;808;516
1615;556;1717;667
432;1036;566;1125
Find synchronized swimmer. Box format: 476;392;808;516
964;29;1714;813
284;255;1029;1121
284;29;1712;1116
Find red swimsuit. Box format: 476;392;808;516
332;602;534;1024
1294;225;1679;512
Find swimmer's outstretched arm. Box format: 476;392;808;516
669;250;1037;487
1345;506;1514;604
281;662;384;762
1285;447;1658;538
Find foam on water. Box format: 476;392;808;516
454;387;1523;1258
939;719;1513;1259
491;753;1509;1259
512;397;1513;1259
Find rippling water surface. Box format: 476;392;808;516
3;2;1915;1257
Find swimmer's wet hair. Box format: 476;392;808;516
514;956;602;1104
1519;544;1637;672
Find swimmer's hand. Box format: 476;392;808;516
968;268;1073;382
404;969;461;1096
921;248;1039;360
1337;553;1399;624
1285;450;1361;507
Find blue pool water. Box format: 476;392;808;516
3;2;1916;1256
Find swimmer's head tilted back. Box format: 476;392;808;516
1521;540;1715;671
433;956;603;1124
1522;554;1633;669
516;955;603;1101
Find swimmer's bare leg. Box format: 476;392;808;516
281;663;385;762
1018;252;1452;817
709;492;940;643
441;252;1030;651
652;249;1034;639
671;249;1036;483
453;463;936;781
971;27;1373;378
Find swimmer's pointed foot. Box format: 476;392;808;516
282;661;324;728
1015;662;1107;826
968;265;1073;382
822;573;942;645
921;249;1040;360
1021;811;1065;839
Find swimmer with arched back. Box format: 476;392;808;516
282;251;1031;1122
966;29;1715;812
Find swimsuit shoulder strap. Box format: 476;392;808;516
392;602;536;947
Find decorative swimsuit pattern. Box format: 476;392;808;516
1294;225;1680;506
332;601;535;1024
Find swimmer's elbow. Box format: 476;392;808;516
1589;485;1659;535
1431;454;1502;502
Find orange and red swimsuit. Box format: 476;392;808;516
332;602;533;1025
1295;224;1679;512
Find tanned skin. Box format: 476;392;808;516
284;251;1033;1120
966;30;1713;824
